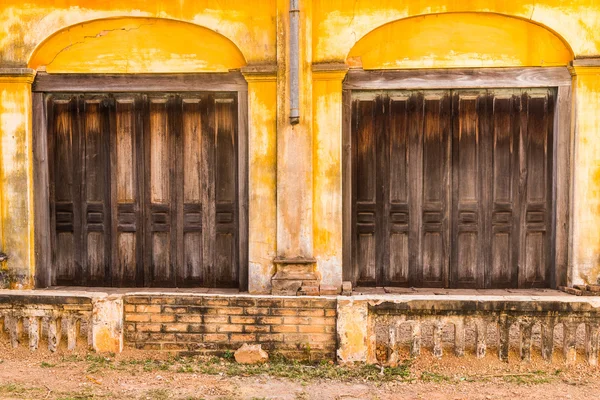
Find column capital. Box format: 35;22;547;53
569;59;600;76
312;62;348;81
241;63;277;82
0;68;36;84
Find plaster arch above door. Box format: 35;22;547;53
28;17;247;73
346;13;574;69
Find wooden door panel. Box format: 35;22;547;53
113;97;140;286
489;94;520;288
452;94;483;287
48;91;240;288
421;94;451;287
386;97;410;285
81;98;111;285
214;98;238;287
520;92;553;287
352;97;377;285
351;88;554;289
180;98;205;284
51;97;79;285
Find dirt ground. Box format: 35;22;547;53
0;339;599;400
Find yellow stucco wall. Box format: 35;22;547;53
572;66;600;286
0;0;276;68
313;0;600;62
0;0;600;291
0;77;34;288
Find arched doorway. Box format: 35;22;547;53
31;18;249;289
343;13;574;289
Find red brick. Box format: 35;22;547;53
206;299;230;306
325;309;336;317
124;304;136;313
217;307;244;315
283;299;312;308
163;323;189;332
257;333;283;342
311;299;337;308
271;325;298;333
136;323;161;332
256;299;283;307
150;297;176;305
256;316;283;325
150;314;176;323
230;333;257;342
270;308;298;316
244;307;270;315
136;305;161;313
298;309;324;317
230;316;256;324
173;297;203;305
204;334;228;343
125;313;150;322
125;296;151;304
282;316;309;325
204;316;229;324
136;343;161;350
298;325;326;333
243;325;271;333
230;298;256;307
150;333;175;341
163;306;188;313
162;343;188;350
175;333;203;342
177;315;202;323
125;323;135;332
188;324;213;333
216;324;243;333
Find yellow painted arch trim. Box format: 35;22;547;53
348;13;574;69
28;17;247;73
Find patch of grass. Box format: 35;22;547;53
222;349;234;361
144;388;172;400
502;370;551;385
0;383;43;395
85;354;113;373
420;371;452;383
41;361;56;368
194;357;411;382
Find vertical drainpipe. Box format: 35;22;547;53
289;0;300;125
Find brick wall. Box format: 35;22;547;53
123;295;337;360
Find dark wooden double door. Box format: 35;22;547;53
352;89;555;288
48;92;239;287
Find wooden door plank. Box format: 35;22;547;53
201;94;217;287
352;95;378;286
180;96;204;286
408;92;425;287
421;92;451;287
214;96;239;288
33;92;52;288
386;95;411;286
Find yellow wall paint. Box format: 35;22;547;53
0;79;34;288
348;13;573;69
571;67;600;286
313;0;600;62
313;71;345;287
1;0;600;290
0;0;276;67
29;17;247;73
246;76;278;294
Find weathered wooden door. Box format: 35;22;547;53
351;89;554;288
48;93;239;287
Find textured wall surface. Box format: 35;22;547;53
0;1;599;290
